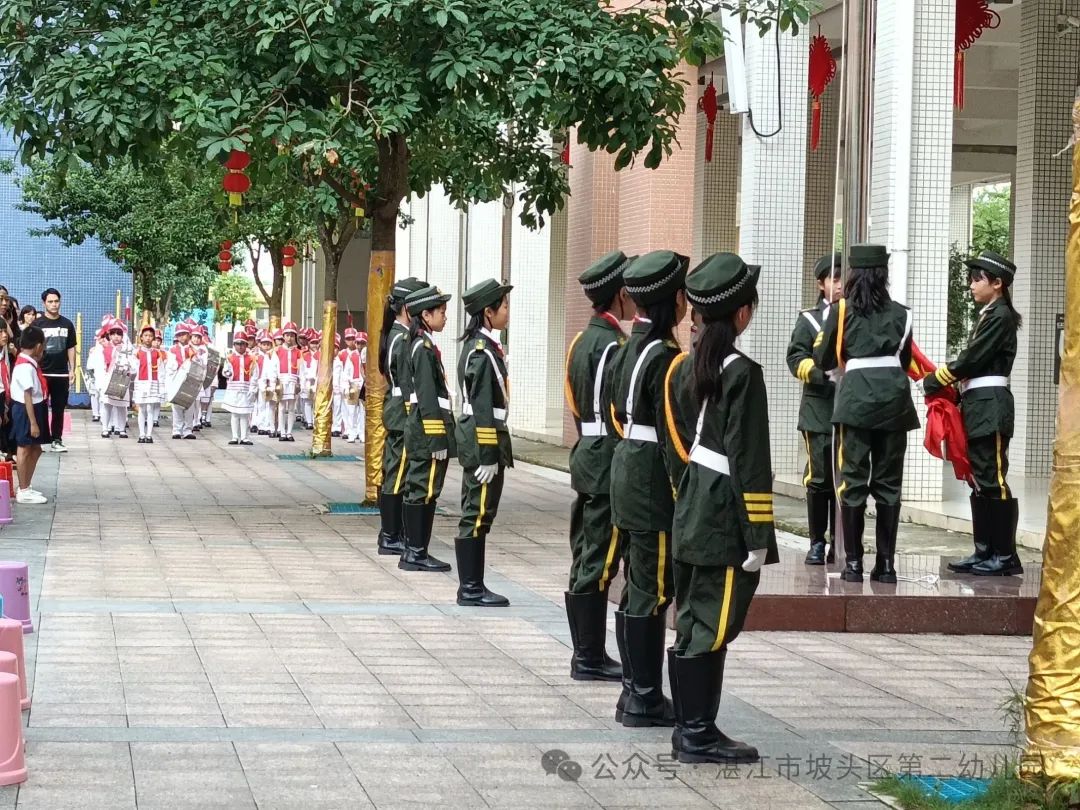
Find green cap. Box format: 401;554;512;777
578;251;631;304
405;284;452;316
685;253;761;318
964;250;1016;285
462;278;513;316
623;250;688;306
848;244;889;269
814;252;842;280
391;277;427;304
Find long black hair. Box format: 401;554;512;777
845;266;891;315
458;295;506;342
408;313;427;343
378;297;406;376
969;268;1023;329
693;291;758;404
642;295;681;347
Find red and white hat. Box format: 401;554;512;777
233;330;249;344
175;322;192;336
357;331;368;343
272;328;284;341
282;321;298;335
303;327;318;341
343;327;358;340
139;324;156;336
257;330;273;344
199;324;209;336
105;318;126;335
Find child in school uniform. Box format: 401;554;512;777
222;330;260;445
10;326;51;504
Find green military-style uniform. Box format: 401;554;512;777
606;250;687;730
399;284;456;574
814;244;918;584
563;251;632;684
377;277;427;557
453;278;514;607
924;250;1023;577
665;252;770;766
785;253;840;565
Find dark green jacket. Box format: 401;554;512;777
814;299;920;432
668;351;780;568
786;298;836;434
455;330;513;469
566;316;626;494
382;321;412;434
923;297;1017;439
404;332;457;460
607;321;681;531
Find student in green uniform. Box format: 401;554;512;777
377;277;427;556
399;284;456;573
454;278;514;607
564;251;636;682
607;250;688;728
814;244;919;584
664;252;776;765
787;253;842;565
924;250;1023;577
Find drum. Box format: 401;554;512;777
201;347;222;388
346;385;361;406
104;363;132;400
166;359;207;410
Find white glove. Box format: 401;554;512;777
826;368;843;384
432;449;448;461
741;548;768;573
474;463;499;484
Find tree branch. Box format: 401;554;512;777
247;239;271;303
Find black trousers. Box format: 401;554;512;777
47;376;70;442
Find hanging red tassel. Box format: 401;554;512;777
561;140;570;165
954;0;1000;110
697;78;718;163
954;51;965;109
808;32;836;152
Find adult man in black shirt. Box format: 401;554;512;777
32;288;77;453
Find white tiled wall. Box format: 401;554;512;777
950;185;972;249
692;65;741;267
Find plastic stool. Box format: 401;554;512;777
0;464;13;499
0;489;10;526
0;673;26;785
0;621;28;710
0;564;31;634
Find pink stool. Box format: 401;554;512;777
0;489;11;526
0;463;13;499
0;621;28;711
0;673;26;786
0;564;31;634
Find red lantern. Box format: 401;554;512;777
282;243;297;268
217;261;231;273
223;150;251;171
955;0;1000;110
221;240;232;250
697;78;718;163
218;241;232;273
808;33;837;152
221;150;252;208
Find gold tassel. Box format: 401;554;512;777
309;300;338;457
364;250;396;502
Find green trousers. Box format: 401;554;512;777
623;529;674;618
967;433;1011;500
456;466;506;540
673;561;760;657
836;425;907;507
381;430;408;496
802;430;834;495
568;492;624;595
403;454;449;506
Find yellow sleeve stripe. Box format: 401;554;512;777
743;493;773;503
745;503;773;513
477;437;499;445
935;368;955;385
564;332;584;419
813;331;824;348
664;353;690;464
475;427;498;433
797;358;815;383
748;514;774;524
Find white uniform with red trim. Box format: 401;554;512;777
270;345;301;438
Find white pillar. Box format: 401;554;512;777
950;185;972;250
802;74;841;307
692;70;741;266
868;0;954;503
737;24;810;478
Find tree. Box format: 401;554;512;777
12;155;222;324
210;272;259;334
0;0;810;482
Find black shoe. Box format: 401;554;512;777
91;416;100;423
332;431;341;438
949;495;993;573
286;436;295;442
870;502;901;584
172;434;181;440
228;440;239;445
398;503;451;572
620;613;675;728
671;650;758;764
183;434;197;440
137;437;145;444
240;440;253;446
101;431;111;438
804;490;830;565
455;537;509;607
566;591;622;681
615;611;631;723
377;493;407;556
840;503;865;582
972;498;1024;576
153;421;160;428
271;432;280;438
118;432;128;439
805;541;826;566
147;437;154;444
279;436;289;442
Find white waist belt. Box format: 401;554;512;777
391;386;402;397
846;356;901;371
461;404;507;420
408;394;451;409
626;425;658;443
580;421;606;437
689;445;730;475
961;375;1008;393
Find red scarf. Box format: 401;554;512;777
14;355;49;403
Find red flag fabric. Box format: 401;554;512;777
904;341;972;482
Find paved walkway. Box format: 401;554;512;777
0;413;1029;809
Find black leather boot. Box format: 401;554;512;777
620;613;675;728
840;503;865;582
870;503;901;584
398;502;451;572
455;537;509;606
949;495;993;572
614;611;631;723
377;493;407;556
972;498;1024;576
565;591;621;681
671;650;758;764
804;491;829;565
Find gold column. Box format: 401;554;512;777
269;314;281;331
1025;88;1080;780
309;299;337;456
363;250;396;503
74;311;83;394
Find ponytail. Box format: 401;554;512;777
642;297;681;348
692;290;758;405
408;314;427;343
1001;286;1023;329
378;298;401;376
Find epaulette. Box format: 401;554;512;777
663;338;680;350
475;340;485;350
424;340;431;348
